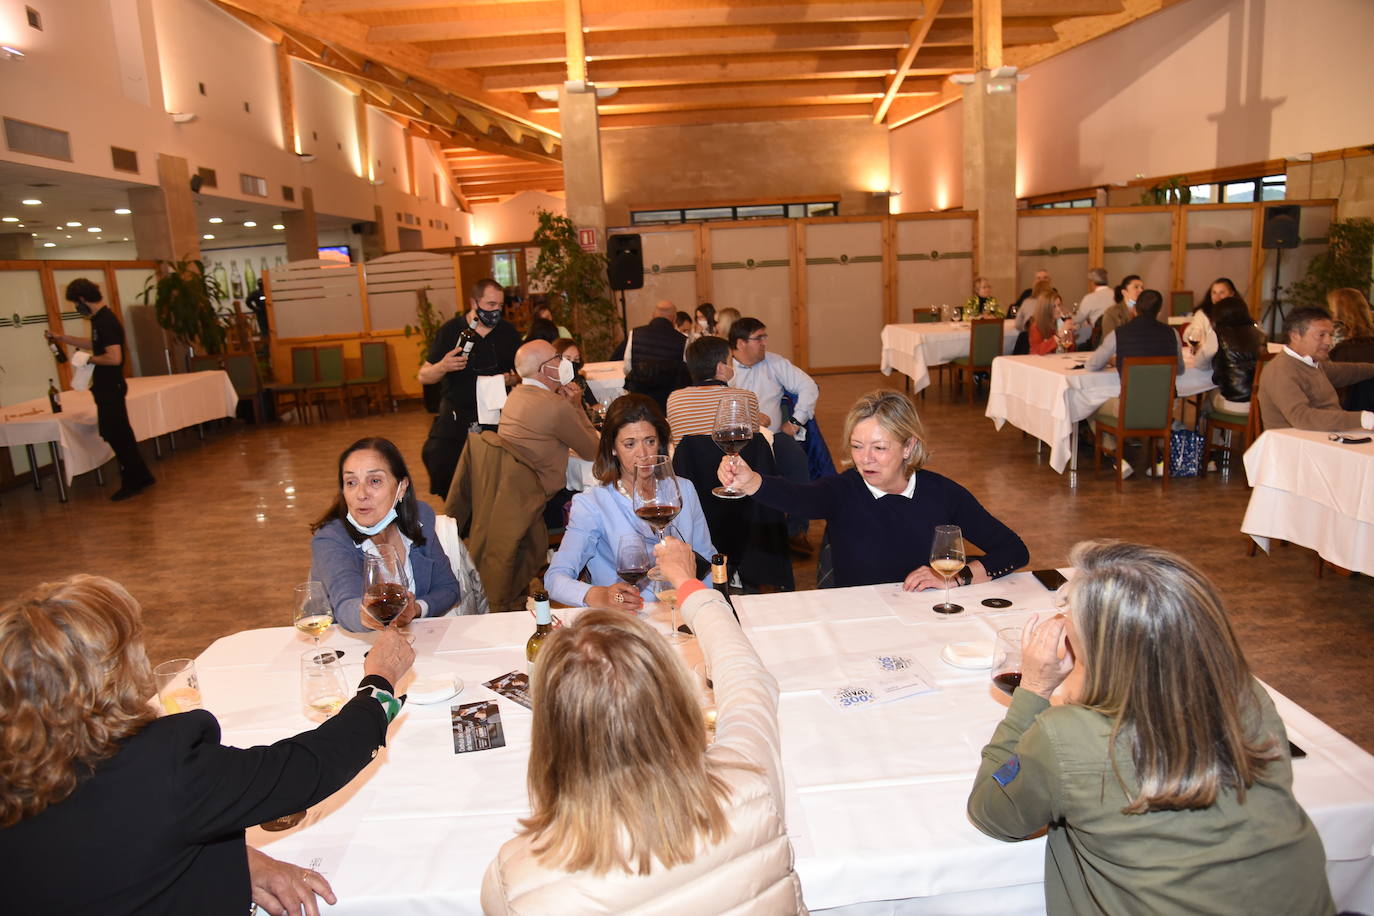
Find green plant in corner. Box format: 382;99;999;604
403;286;444;366
139;259;231;356
529;209;616;360
1285;218;1374;308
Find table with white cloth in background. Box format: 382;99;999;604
0;371;238;500
1242;428;1374;575
984;353;1216;483
880;320;1019;393
199;579;1374;915
579;361;625;403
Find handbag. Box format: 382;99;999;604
1168;428;1204;478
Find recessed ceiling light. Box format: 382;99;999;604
43;242;56;248
65;234;72;238
114;208;132;215
87;227;102;232
21;199;41;205
272;223;285;230
1;216;17;222
208;217;223;224
243;220;257;227
66;220;82;227
203;233;215;239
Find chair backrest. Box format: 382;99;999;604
1247;350;1278;440
968;318;1005;367
290;347;317;385
1119;356;1178;430
189;355;220;373
1170;290;1195;317
360;340;389;379
315;345;345;384
223;353;260;396
911;308;940;323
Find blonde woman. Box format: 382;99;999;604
715;306;742;340
968;540;1332;914
483;537;804;913
1328;288;1374;411
717;389;1027;590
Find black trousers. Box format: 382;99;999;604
94;382;153;488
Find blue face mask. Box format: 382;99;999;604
346;485;405;536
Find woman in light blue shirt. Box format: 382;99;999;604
545;395;715;609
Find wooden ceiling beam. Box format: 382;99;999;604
885;81;963;128
304;0;550;11
528;79;941;114
1003;0;1178;71
938;0;1124;14
454;178;566;196
481;51;901;92
922;22;1059;46
874;0;944;125
973;0;1004;70
600;103;874;130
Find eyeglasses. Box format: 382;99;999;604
747;334;768;342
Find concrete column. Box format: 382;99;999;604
559;88;606;250
0;233;35;258
283;186;318;261
962;70;1018;300
129;153;200;262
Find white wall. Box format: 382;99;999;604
469;190;566;246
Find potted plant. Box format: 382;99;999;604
404;287;446;412
529;209;617;360
1286;217;1374;308
139;259;231;364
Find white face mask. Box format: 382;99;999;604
544;357;574;386
346;484;405;536
1126;298;1137;308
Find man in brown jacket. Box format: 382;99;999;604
1259;306;1374;431
499;340;600;528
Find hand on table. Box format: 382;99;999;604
716;454;762;495
653;537;697;590
902;565;945;592
247;846;337;916
363;626;415;686
1019;614;1075;700
587;581;644;611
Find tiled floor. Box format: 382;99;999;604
3;371;1371;752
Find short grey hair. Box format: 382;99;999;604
1088;267;1109;286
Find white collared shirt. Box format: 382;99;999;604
863;472;916;500
1282;345;1318;369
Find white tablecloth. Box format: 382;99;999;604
580;361;625;404
0;371;239;483
880;320;1019;392
200;580;1374;915
1242;428;1374;574
985;353;1216;473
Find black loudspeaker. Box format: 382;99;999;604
189;174;203;193
608;234;644;290
1262;205;1301;250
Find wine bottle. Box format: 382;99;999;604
48;336;68;363
456;325;480;357
711;553;738;621
230;260;244;300
526;589;553;666
47;379;62;414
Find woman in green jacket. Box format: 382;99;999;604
968;540;1334;915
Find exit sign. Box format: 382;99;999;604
578;227;597;251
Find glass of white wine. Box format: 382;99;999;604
930;524;966;615
293;581;333;647
301;648;349;722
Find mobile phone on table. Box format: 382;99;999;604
1032;569;1068;591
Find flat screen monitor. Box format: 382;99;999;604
318;245;352;265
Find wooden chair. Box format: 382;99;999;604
1091;356;1178;491
948;318;1005;405
911;307;941;323
308;345;350;420
1170;290;1195;318
1201;350;1275;476
347;340;391;415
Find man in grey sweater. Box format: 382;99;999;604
1259;307;1374;432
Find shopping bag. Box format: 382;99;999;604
1168;428;1204;478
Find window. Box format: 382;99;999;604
1222;180;1255;203
1188;184;1216;204
492;251;518;289
630;199;839;225
1029;197;1093;210
1259;174;1287;201
239;173;268;197
1191;174;1285;205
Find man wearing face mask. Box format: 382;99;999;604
499;339;601;528
419;278;521;497
45;278;155;501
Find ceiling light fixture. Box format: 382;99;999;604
169;112;197;124
208;217;223;224
22;199;41;205
66;221;81;227
1;216;17;222
243;220;257;227
43;242;56;248
203;233;215;239
948;73;976;85
296;152;316;163
87;227;102;232
0;46;25;60
114;207;132;214
272;223;285;230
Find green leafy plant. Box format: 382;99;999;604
138;259;231;355
529;209;616;360
1285;218;1374;308
1138;176;1191;206
403;287;444;366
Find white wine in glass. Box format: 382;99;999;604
930;524;966;615
293;581;333;647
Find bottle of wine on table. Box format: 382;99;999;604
47;379;62;414
526;589;553;667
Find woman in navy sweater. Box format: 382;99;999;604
717;389;1028;590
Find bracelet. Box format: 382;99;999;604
956;565;973;587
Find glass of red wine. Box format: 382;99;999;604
711;393;757;499
615;534;652;595
991;627;1023;698
631;455;682;581
363;545;411;635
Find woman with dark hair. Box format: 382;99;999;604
1210;297;1267;412
544;395;714;609
552;337;598;410
524;317;561;345
968;540;1332;914
1184;278;1247;370
694;301;718;339
311;436;460;631
485;538;803;914
532;303;571;339
1098;274;1142;342
0;574;414;915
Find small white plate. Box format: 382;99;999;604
941;641;994;670
404;664;463;705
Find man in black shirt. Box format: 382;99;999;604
45;278;155;500
418;278;520;497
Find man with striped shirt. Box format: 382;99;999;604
665;336;763;444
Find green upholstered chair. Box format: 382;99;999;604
347;340;391;415
309;345;349;419
1091;356;1178;490
949;318;1006;405
1203;350;1275;477
1170;290;1195;318
269;346;318;423
911;308;941;323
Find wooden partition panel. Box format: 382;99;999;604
1102;208;1175;295
1183;206;1256;304
1254;202;1334;328
617;227;699;329
268;259;366;340
802;219;885;372
894;213;975;320
706;223;794;359
364;251;460;332
1016;212;1093;305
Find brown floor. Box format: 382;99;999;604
4;372;1372;752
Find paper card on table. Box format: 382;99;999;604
452;700;506;753
483;670;532;709
823;683;883;712
404;617;447;656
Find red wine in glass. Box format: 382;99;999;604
364;582;408;625
635;504;680;534
992;671;1023;696
618;566;651;584
711;426;752;455
711;394;759;499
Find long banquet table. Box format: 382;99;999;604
880;320;1019;393
0;371;238;499
199;575;1374;914
1242;428;1374;575
985;352;1215;481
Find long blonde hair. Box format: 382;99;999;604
1030;294;1057;339
520;610;743;874
0;576;157;827
1327;288;1374;338
1067;541;1278;814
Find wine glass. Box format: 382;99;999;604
654;582;690;646
293;581;333;648
711;393;758;499
615;533;652;593
301;648;350;722
929;524;966;615
631;456;682;580
991;628;1023;698
363;544;411;629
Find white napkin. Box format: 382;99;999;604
475;374;507;424
69;349;94;390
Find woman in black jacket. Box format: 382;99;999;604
1210;297;1267;414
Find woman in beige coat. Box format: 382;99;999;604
482;537;805;914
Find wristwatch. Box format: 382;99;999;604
956;565;973;587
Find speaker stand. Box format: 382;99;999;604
1262;247;1285;340
618;288;629;340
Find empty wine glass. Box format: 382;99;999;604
929;524;966;615
363;544;410;629
293;581;333;648
711;393;758;499
615;533;652;593
632;455;682;580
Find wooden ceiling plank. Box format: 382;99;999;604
600;103;874;130
481;51;901;92
304;0;551;12
874;0;945;125
1003;0;1176;72
885;81;963;128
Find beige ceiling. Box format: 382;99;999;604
215;0;1181;205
